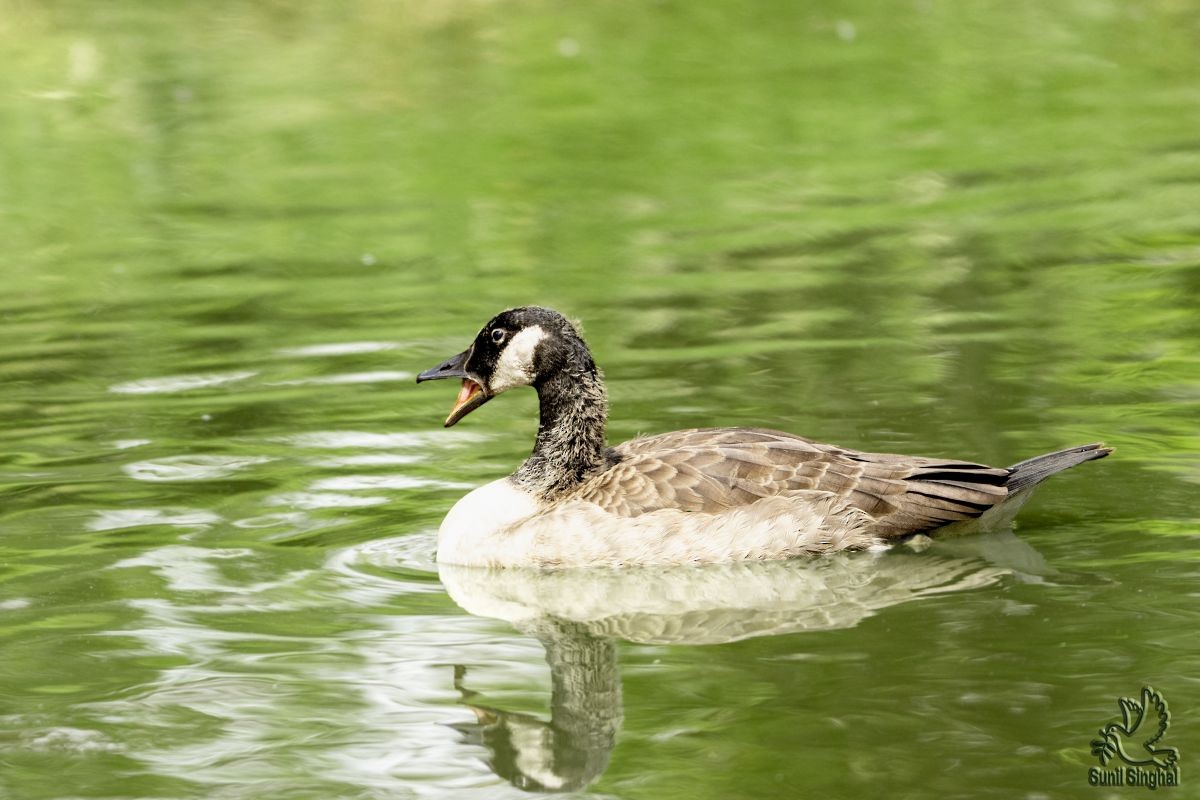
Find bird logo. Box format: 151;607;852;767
1091;686;1179;769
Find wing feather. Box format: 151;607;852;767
574;427;1013;538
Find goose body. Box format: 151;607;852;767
418;307;1110;568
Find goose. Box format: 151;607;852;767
417;306;1110;568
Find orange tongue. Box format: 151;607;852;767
447;379;482;422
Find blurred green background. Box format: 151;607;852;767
1;1;1198;798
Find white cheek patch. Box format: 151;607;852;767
489;325;545;393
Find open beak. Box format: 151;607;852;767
416;349;490;427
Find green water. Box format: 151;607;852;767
2;1;1199;798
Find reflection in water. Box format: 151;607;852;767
439;534;1039;792
452;620;621;793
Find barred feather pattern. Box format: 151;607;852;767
578;427;1012;537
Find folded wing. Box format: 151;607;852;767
578;427;1012;538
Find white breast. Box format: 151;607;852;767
436;478;541;566
436;484;880;568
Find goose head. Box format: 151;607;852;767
417;307;593;427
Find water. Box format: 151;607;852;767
1;1;1198;798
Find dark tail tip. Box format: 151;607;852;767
1005;442;1112;493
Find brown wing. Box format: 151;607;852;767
576;427;1011;538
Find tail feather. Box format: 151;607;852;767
1005;443;1112;493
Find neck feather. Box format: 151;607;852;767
513;366;608;500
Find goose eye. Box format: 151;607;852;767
491;328;507;344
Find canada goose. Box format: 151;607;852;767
417;307;1111;568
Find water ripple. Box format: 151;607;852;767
275;341;400;357
310;475;473;492
111;439;152;450
123;455;273;482
20;727;123;754
112;546;313;597
109;371;257;395
87;508;222;532
307;453;424;467
282;431;484;449
268;370;412;386
265;492;390;510
329;532;440;577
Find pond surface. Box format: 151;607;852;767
2;2;1199;798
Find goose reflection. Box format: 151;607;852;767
441;531;1048;792
450;619;621;793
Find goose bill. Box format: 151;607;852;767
416;349;470;383
445;379;487;427
416;349;491;426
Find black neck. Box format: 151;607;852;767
513;366;608;499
